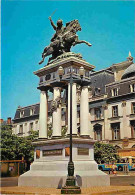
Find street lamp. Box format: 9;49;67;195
58;66;84;194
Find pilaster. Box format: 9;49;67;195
39;90;48;139
80;86;89;136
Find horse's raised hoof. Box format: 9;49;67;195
39;60;44;65
72;42;76;46
88;43;92;46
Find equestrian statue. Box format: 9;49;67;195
39;16;92;64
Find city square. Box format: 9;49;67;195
1;0;135;194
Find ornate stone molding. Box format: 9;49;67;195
102;104;108;110
47;52;84;65
122;101;126;107
50;97;61;113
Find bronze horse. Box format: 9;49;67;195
39;20;92;64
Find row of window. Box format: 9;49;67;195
111;83;135;97
20;108;35;118
19;121;38;134
19;102;135;122
112;102;135;117
94;123;135;141
93;102;135;120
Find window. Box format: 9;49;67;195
85;71;89;77
132;159;135;163
62;113;65;121
131;125;135;138
130;84;135;92
95;108;101;120
111;123;120;140
35;121;39;130
30;108;35;116
29;122;33;131
72;68;77;74
95;130;102;141
131;102;135;114
67;67;71;73
19;125;23;134
40;77;43;83
53;72;55;79
94;124;102;141
94;88;101;96
61;108;66;120
77;111;80;119
45;74;51;81
112;88;118;96
112;106;118;117
20;110;24;118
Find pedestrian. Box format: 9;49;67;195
112;163;117;176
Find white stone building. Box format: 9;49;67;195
13;53;135;157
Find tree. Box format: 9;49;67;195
94;142;119;164
1;124;38;162
1;124;19;160
15;131;39;162
47;123;53;138
47;123;67;138
62;126;67;137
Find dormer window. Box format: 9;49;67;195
130;84;135;92
20;110;24;118
30;108;35;116
112;88;118;96
94;88;101;95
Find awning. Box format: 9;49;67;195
130;120;135;126
89;101;106;109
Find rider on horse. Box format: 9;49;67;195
49;16;65;49
39;18;92;65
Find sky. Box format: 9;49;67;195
1;0;135;120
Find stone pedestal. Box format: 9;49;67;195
18;138;110;188
23;57;110;189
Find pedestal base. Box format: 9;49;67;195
18;138;110;188
61;175;81;194
61;186;81;194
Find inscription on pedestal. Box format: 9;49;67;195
42;149;62;156
78;148;89;155
36;149;40;159
65;147;70;156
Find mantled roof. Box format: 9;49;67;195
122;63;135;79
90;69;114;95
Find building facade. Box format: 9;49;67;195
13;53;135;157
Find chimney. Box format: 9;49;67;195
7;117;12;124
0;119;4;124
